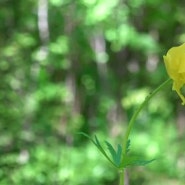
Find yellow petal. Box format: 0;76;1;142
164;43;185;104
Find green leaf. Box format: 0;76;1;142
105;141;116;161
78;133;155;169
116;144;122;166
126;139;131;154
105;141;122;167
78;132;116;167
121;154;155;168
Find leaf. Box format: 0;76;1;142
126;139;131;154
105;141;116;162
116;144;122;166
78;132;93;141
105;141;122;167
120;154;155;168
78;132;116;167
78;132;155;169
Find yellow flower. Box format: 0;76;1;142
163;43;185;105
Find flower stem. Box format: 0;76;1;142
122;78;171;154
119;170;124;185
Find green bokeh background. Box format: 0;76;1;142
0;0;185;184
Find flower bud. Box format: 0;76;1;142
163;43;185;105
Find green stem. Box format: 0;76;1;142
122;78;171;154
119;170;124;185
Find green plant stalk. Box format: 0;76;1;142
119;170;124;185
119;78;171;185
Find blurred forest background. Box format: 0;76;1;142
0;0;185;184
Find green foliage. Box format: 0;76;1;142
105;141;122;167
79;133;115;167
121;155;155;168
80;133;155;170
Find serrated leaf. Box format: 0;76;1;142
116;144;122;166
105;141;122;167
126;139;131;154
105;141;116;161
78;132;116;167
120;154;155;168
